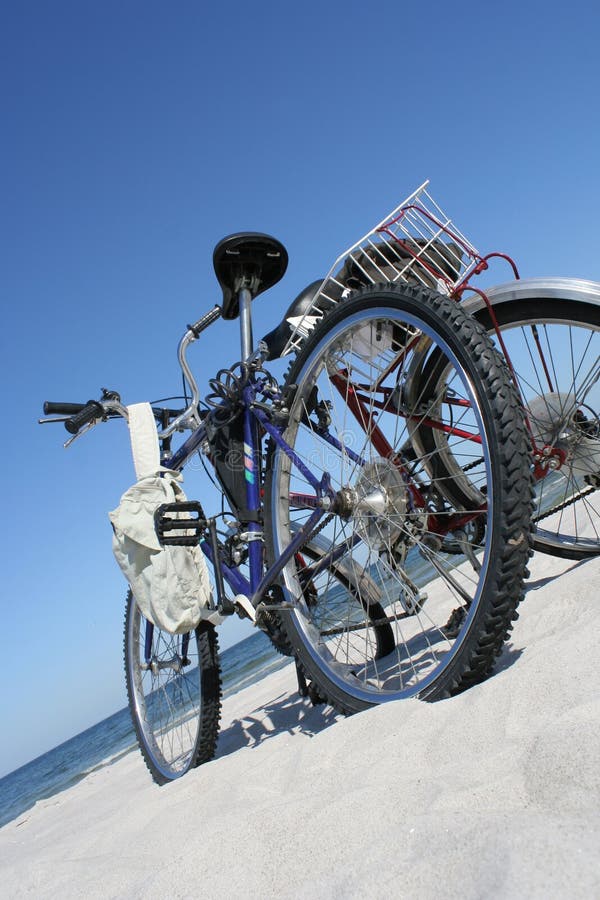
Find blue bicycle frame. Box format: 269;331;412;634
163;377;334;614
147;273;371;621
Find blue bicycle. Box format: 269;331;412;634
42;224;534;784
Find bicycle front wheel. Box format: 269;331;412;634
124;590;222;784
265;284;533;714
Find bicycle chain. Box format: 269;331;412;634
462;457;484;473
457;457;598;523
303;513;334;544
534;484;597;522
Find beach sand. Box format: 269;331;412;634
1;550;599;899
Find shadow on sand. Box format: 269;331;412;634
525;557;592;592
216;690;340;760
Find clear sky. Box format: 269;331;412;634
2;0;600;778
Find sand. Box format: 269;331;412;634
1;550;599;899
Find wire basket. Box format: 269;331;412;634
283;181;483;356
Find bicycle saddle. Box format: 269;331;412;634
213;233;288;320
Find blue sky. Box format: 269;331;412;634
2;0;600;777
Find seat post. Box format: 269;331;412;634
238;287;254;361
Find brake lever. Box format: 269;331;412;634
62;400;129;447
64;421;97;448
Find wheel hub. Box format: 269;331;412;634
351;458;408;549
527;392;600;478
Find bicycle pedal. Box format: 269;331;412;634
154;501;206;546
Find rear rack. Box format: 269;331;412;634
282;180;484;356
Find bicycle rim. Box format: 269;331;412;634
124;591;221;784
266;285;532;712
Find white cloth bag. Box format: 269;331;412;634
109;403;214;633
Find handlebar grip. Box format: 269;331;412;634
65;401;104;434
43;401;86;416
188;305;222;337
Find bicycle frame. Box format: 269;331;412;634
159;286;336;618
156;280;492;625
164;400;330;612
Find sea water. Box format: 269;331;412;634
0;630;291;829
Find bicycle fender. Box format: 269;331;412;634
462;277;600;315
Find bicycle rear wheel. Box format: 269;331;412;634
265;284;533;714
124;590;222;784
474;297;600;559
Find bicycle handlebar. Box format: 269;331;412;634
42;397;187;435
